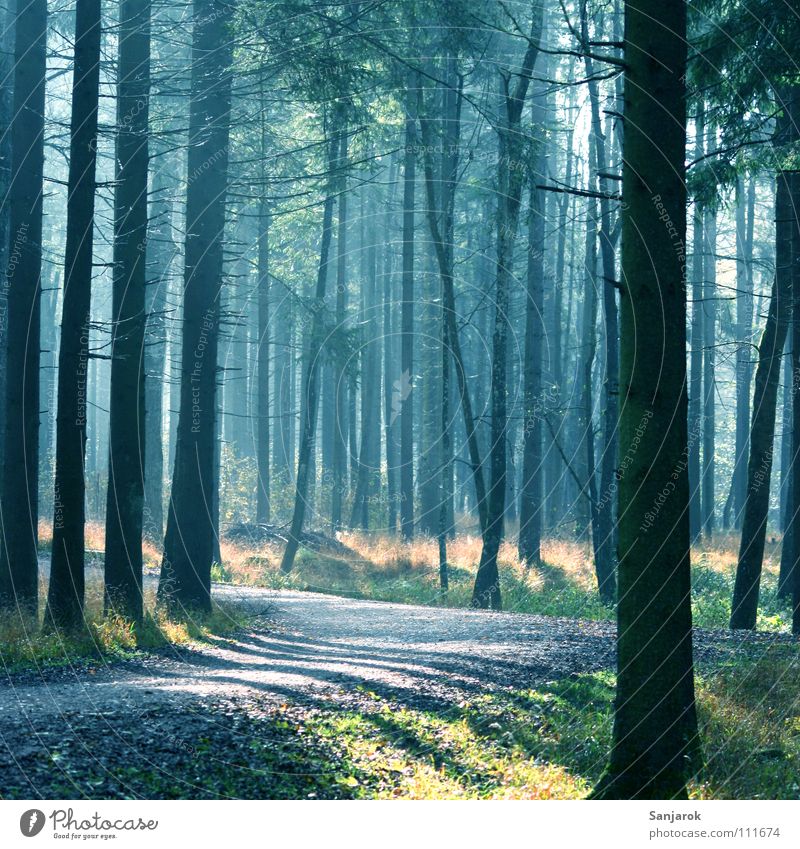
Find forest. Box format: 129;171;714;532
0;0;799;804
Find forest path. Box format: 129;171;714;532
1;587;619;719
0;586;781;798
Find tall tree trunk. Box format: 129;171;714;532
104;0;151;622
256;194;271;524
518;87;548;567
417;248;441;536
545;137;570;530
157;0;233;613
350;188;381;529
730;267;790;629
779;339;793;597
280;129;339;573
0;1;13;493
582;197;603;576
438;284;452;592
273;293;294;491
383;160;399;533
399;80;416;540
331;131;348;530
784;85;800;630
688;108;705;544
143;169;173;543
472;20;542;609
731;174;755;527
0;0;47;613
418;68;489;545
593;0;698;799
45;0;102;629
792;166;800;634
255;89;272;526
702;197;717;538
582;0;618;602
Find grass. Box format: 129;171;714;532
209;528;794;631
256;644;800;799
26;644;796;799
0;577;250;674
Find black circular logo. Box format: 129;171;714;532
20;810;46;837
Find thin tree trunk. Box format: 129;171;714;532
383;159;399;533
688;108;705;544
518;88;548;567
255;84;271;527
730;267;790;628
280;129;339;573
417;247;440;536
400;79;416;540
472;20;542;609
418;72;489;543
331;131;348;530
350;187;382;529
582;0;618;602
256;194;271;524
702;197;717;538
779;339;793;596
582;196;603;577
143;169;172;544
731;174;755;527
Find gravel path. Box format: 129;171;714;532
0;586;788;798
0;588;619;717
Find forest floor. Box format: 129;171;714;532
2;581;799;799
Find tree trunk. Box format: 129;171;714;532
157;0;233;612
779;339;793;596
593;0;698;799
0;0;47;613
331;131;348;530
582;196;605;589
400;80;416;540
518;88;548;567
280;129;339;573
417;247;441;536
793;167;800;634
255;93;272;525
256;195;271;524
143;168;173;544
688;109;705;544
104;0;151;622
582;0;618;602
731;175;755;527
0;1;14;496
350;188;382;529
730;267;790;628
383;159;399;533
45;0;102;629
702;198;717;538
472;21;542;609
